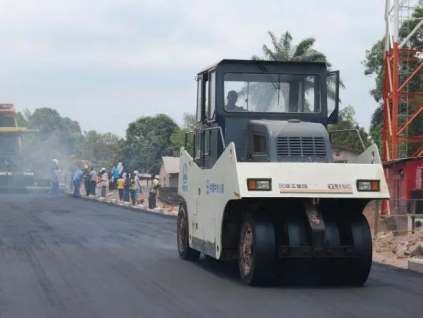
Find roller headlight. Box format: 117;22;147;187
247;178;272;191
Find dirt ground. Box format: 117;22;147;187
364;201;423;268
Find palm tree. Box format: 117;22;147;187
238;31;344;112
22;108;32;122
16;108;32;127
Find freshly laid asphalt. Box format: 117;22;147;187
0;192;422;318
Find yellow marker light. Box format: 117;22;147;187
248;180;257;190
371;180;380;191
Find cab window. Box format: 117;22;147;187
209;72;216;120
196;78;202;122
253;135;266;153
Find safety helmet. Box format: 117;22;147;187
52;159;58;164
134;170;139;175
101;167;106;172
83;164;88;169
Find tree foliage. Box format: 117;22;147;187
248;31;345;111
17;107;183;177
18;108;84;175
124;114;180;174
170;113;196;156
328;106;371;151
77;131;124;169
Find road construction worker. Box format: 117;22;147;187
83;164;90;197
133;170;142;204
117;161;123;176
99;168;109;198
49;159;59;194
123;173;131;202
112;165;120;190
129;172;137;205
116;174;125;201
72;168;83;197
148;176;160;209
89;167;97;196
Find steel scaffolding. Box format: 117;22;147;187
383;0;423;161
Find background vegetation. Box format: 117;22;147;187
19;4;423;175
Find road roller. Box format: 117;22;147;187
176;59;390;286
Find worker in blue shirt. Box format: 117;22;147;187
72;168;83;197
112;165;120;190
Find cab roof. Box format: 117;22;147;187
197;59;327;75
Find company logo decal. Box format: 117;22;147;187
279;183;308;189
182;163;188;192
206;179;224;194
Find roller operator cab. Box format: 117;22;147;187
177;59;390;286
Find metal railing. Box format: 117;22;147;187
366;198;423;236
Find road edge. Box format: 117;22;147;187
408;258;423;274
71;194;177;219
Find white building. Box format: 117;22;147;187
332;145;361;163
159;156;180;187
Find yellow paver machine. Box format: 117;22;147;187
0;103;38;190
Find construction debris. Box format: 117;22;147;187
373;232;423;259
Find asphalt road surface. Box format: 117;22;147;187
1;193;423;318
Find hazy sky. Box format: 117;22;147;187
0;0;385;137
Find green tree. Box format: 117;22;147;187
20;107;84;175
29;108;64;139
170;113;196;156
77;130;123;169
16;108;32;127
247;31;344;111
328;105;371;151
124;114;179;173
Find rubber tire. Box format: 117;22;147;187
280;213;312;284
315;212;343;285
177;202;201;261
238;213;276;286
346;213;373;286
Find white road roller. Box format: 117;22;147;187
177;59;390;286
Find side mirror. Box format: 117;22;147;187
327;70;340;124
